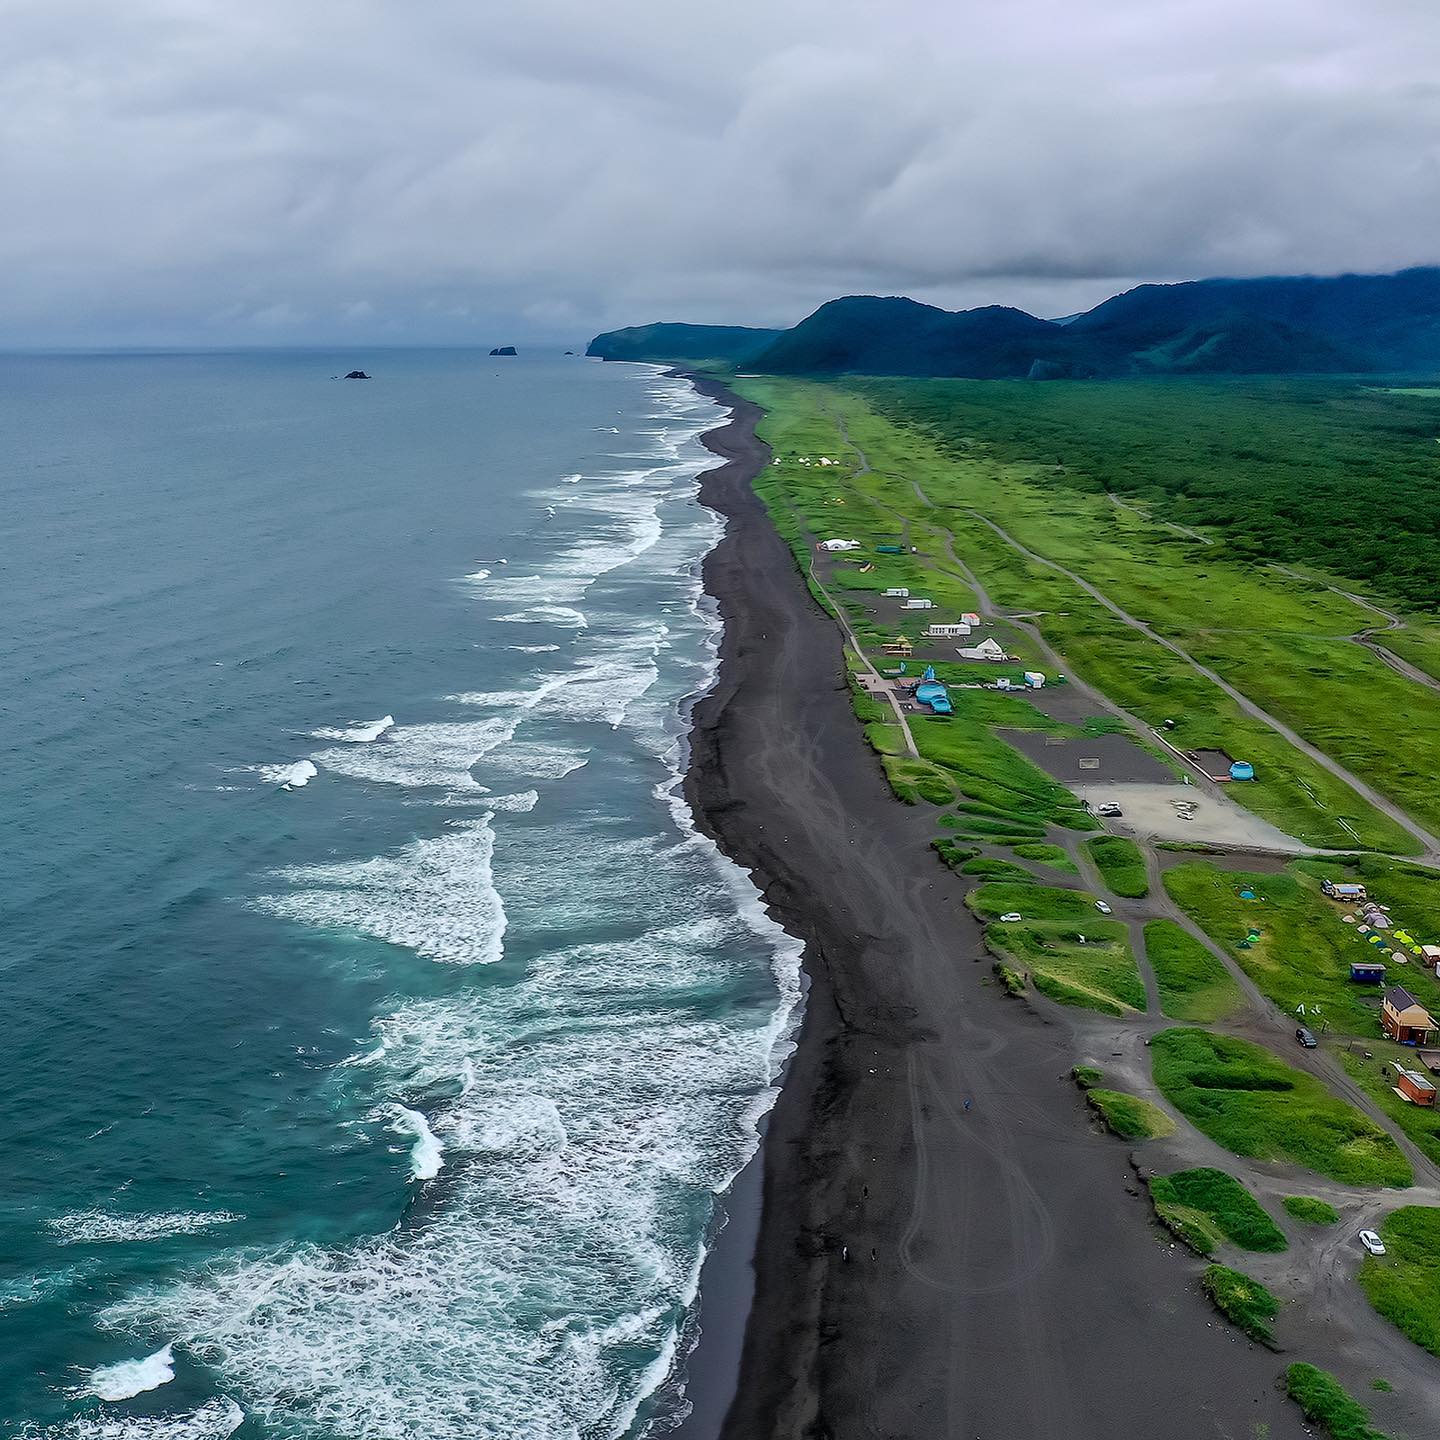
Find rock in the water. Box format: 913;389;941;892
343;370;371;379
489;346;517;357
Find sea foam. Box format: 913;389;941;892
86;1345;176;1402
49;1211;240;1246
388;1106;445;1181
311;715;394;743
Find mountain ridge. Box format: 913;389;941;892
586;266;1440;378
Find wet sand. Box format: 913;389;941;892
679;375;1307;1439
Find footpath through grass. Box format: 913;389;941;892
1359;1206;1440;1356
1143;919;1243;1021
1083;835;1149;897
1148;1167;1288;1255
1149;1028;1411;1188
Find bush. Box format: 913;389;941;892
1084;835;1150;897
1201;1264;1279;1345
1283;1195;1339;1226
1148;1168;1287;1253
1088;1089;1174;1140
1285;1363;1393;1440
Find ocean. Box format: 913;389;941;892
0;351;800;1439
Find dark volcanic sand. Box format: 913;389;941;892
679;376;1307;1440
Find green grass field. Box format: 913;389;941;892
1285;1363;1393;1440
1358;1206;1440;1357
1010;842;1078;874
1083;835;1149;897
984;919;1145;1016
1148;1167;1288;1255
1086;1089;1174;1140
1283;1195;1340;1225
1341;1047;1440;1169
1165;859;1440;1034
1149;1028;1411;1188
1143;919;1243;1021
735;375;1423;853
1202;1264;1279;1345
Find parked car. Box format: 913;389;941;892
999;912;1023;923
1095;900;1113;915
1295;1026;1318;1048
1359;1229;1386;1256
1096;803;1123;818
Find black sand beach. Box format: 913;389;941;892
680;377;1309;1439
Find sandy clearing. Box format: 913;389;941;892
1075;780;1310;852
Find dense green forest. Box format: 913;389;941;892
860;378;1440;611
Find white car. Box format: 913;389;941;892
1095;900;1113;915
999;912;1023;923
1359;1229;1386;1256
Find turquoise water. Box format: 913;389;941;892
1;352;799;1439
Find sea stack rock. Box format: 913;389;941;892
343;370;371;379
489;346;518;357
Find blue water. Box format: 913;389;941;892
1;352;800;1440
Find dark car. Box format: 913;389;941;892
1295;1026;1318;1048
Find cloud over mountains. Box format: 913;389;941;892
3;0;1437;344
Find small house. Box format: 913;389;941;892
958;639;1007;661
925;622;971;638
961;612;981;626
1023;671;1045;689
882;587;910;599
1322;880;1368;902
1394;1067;1437;1107
1382;986;1437;1045
1349;960;1387;985
901;598;935;610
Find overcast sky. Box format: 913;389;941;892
3;0;1438;346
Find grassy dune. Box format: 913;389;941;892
1150;1028;1411;1188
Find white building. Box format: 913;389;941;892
958;638;1007;661
818;539;861;552
961;612;981;626
1023;671;1046;689
925;622;971;638
882;587;910;598
901;598;935;610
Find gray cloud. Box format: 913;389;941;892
1;0;1437;344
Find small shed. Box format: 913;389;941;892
1394;1067;1437;1107
1382;986;1437;1045
961;612;981;626
901;598;935;610
882;587;909;598
1022;671;1045;689
1349;960;1387;984
1417;1049;1440;1076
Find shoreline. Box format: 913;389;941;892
671;372;1312;1439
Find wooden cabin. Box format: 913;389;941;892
1394;1067;1437;1107
1382;986;1437;1046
